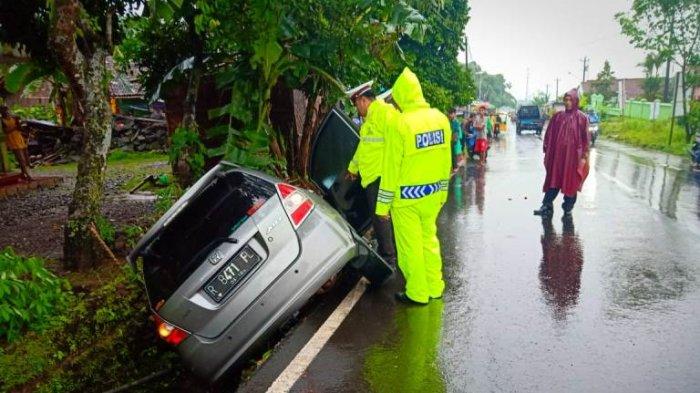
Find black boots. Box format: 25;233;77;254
395;292;428;306
533;204;553;217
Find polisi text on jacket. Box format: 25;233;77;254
415;130;444;149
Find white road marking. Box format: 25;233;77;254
266;278;369;393
600;172;637;195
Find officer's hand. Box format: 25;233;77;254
378;213;391;221
345;171;358;181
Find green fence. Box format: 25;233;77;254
624;100;673;120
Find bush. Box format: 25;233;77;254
11;105;58;123
95;216;116;247
0;263;183;392
154;182;183;215
601;117;691;156
0;248;71;342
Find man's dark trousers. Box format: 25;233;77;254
542;188;577;212
365;178;397;264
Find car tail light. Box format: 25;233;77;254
153;313;189;346
276;183;314;228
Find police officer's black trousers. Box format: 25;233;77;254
366;178;397;264
542;188;577;212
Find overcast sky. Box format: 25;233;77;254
462;0;668;101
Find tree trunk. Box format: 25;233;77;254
51;0;116;270
680;62;691;142
269;82;296;176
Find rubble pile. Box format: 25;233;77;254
23;115;168;165
111;115;168;152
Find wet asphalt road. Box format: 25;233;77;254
241;127;700;393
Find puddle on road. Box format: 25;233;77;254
539;218;584;322
363;300;446;393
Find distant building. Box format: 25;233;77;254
581;78;645;100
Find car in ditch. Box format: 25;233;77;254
128;108;393;383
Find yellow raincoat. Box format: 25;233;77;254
348;99;399;188
376;68;452;303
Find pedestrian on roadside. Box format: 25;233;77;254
473;105;489;165
0;105;32;180
463;113;476;159
491;112;500;138
534;89;590;219
345;81;398;266
448;108;463;171
486;111;494;140
376;67;451;305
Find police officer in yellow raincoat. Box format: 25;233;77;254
376;68;451;305
346;81;398;265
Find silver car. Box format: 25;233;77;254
128;108;392;383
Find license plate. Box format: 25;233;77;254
203;245;262;302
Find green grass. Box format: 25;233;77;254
0;263;182;392
107;149;167;164
601;117;692;156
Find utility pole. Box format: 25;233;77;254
581;57;589;88
464;35;468;67
663;17;675;102
555;77;560;99
525;67;530;101
546;84;550;102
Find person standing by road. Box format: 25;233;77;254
1;105;32;180
448;108;463;171
345;82;398;266
376;68;451;305
473;105;489;165
534;89;590;219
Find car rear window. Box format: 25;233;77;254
139;168;276;306
518;106;540;118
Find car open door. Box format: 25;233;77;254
308;107;372;234
308;107;394;284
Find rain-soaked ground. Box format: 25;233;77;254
241;127;700;393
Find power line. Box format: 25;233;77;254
525;67;530;101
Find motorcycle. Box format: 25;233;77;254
690;134;700;170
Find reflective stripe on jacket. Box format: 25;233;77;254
348;99;399;188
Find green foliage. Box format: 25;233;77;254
116;11;197;97
95;216;116;247
121;225;145;249
532;91;550;107
616;0;700;102
10;104;57;123
154;182;183;215
0;248;71;342
579;93;590;109
127;0;430;175
602;117;691;156
169;125;206;179
401;0;475;109
639;52;664;100
108;148;167;164
678;100;700;139
0;263;182;392
592;60;616;99
470;62;517;108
